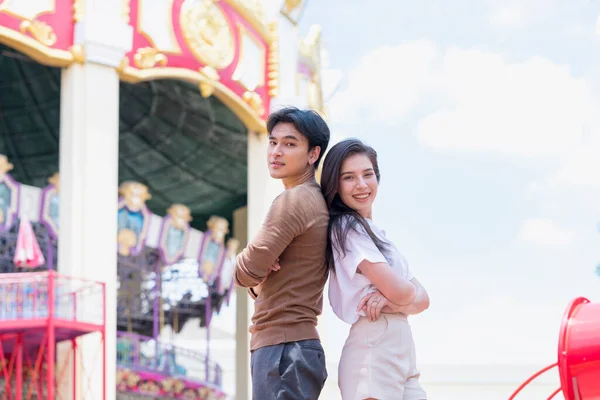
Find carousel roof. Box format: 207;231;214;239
0;43;248;230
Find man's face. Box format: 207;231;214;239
267;122;318;179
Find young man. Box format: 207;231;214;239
235;107;331;399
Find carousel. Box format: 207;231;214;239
0;0;328;399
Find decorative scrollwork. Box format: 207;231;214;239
19;19;57;47
198;66;220;98
122;0;131;24
69;44;86;64
133;47;168;69
284;0;303;13
180;0;235;70
267;22;280;97
243;91;265;116
73;0;85;22
227;0;266;26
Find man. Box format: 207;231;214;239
235;107;330;400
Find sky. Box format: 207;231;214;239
292;0;600;368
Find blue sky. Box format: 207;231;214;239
296;0;600;367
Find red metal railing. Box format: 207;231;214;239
0;271;106;400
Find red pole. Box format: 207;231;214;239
72;338;77;400
547;387;562;399
508;362;558;400
102;282;106;400
16;333;22;400
47;272;55;400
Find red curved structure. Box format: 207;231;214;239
510;297;600;400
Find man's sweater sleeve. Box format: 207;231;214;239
234;188;308;288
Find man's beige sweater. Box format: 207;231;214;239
234;180;329;351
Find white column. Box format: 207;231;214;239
234;131;283;400
58;1;132;399
59;61;120;400
233;207;250;400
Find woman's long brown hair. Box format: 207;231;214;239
320;138;391;271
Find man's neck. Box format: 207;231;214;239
282;168;316;190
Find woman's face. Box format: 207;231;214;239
338;153;378;219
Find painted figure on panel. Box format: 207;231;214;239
0;155;15;227
198;216;229;283
117;181;152;256
218;238;240;295
39;172;61;237
47;172;60;229
164;204;192;261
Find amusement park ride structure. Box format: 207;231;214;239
0;164;238;399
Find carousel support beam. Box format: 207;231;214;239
58;2;132;399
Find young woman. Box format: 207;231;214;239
321;138;430;400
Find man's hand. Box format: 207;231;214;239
251;258;281;297
357;290;389;322
261;257;281;283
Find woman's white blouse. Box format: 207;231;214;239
328;219;414;325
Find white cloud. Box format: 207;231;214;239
551;143;600;187
330;40;600;192
518;218;575;246
489;4;526;28
417;50;596;157
487;0;559;28
329;40;438;123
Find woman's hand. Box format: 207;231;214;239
357;290;390;321
358;279;430;316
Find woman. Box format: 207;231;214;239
321;138;430;400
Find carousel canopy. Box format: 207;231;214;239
0;43;248;230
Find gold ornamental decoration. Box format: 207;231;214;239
284;0;303;13
134;47;168;69
180;0;235;70
73;0;85;22
121;0;131;24
226;0;265;28
267;22;279;97
69;44;86;64
19;19;57;46
198;66;220;97
243;91;264;116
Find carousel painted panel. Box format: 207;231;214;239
118;0;279;132
158;204;192;265
0;0;79;66
0;155;20;232
117;181;153;257
197;215;228;285
39;172;60;238
216;237;238;301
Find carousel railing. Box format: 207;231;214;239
0;271;105;326
116;331;222;388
